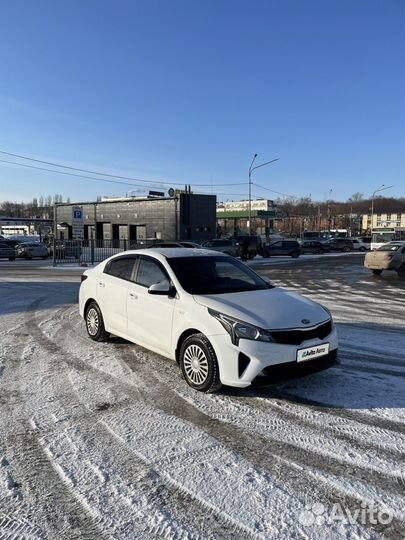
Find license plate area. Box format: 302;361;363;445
297;343;330;363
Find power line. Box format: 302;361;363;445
252;182;298;199
0;158;251;198
0;150;246;188
0;158;160;189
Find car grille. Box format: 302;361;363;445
270;320;332;345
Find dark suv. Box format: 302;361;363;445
328;238;354;252
263;240;301;258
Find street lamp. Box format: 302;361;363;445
248;154;279;234
370;184;393;233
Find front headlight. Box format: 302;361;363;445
208;309;274;345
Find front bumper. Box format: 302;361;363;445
210;325;339;388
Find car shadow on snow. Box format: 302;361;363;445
0;281;79;316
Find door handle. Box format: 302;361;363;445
98;281;105;287
129;292;138;299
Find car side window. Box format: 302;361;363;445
136;257;169;288
271;241;282;248
106;257;137;281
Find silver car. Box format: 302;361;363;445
364;242;405;276
15;242;49;260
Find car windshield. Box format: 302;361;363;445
377;244;401;251
168;256;270;294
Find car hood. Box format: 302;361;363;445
194;288;330;330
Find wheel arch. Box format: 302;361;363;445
175;328;204;364
83;297;97;317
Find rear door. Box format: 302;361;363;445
97;256;138;336
268;241;283;255
127;255;176;355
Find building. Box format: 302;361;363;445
54;193;216;244
216;199;281;236
361;212;405;232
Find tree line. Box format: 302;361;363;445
0;194;71;218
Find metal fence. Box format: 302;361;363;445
52;239;162;265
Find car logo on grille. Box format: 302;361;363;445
301;319;311;324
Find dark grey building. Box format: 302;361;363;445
54;193;216;244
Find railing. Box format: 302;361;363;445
52;238;163;265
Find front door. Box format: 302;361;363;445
127;255;176;356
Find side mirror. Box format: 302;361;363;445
148;280;174;296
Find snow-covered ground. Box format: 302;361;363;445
0;257;404;539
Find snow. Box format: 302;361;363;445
0;258;404;539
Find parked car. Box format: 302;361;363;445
201;239;240;257
364;242;405;276
1;239;20;249
357;236;371;250
351;239;368;252
328;238;354;252
300;240;330;254
148;241;202;249
15;242;49;259
79;249;338;392
0;241;16;260
263;240;301;258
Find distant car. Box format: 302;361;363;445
357;236;371;250
1;239;20;249
148;242;203;249
263;240;301;258
364;242;405;277
54;240;82;259
15;242;49;259
328;238;354;252
79;249;338;392
351;239;368;252
201;239;240;257
0;241;16;260
300;240;330;254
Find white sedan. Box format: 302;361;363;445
79;248;338;392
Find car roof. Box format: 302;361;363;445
113;247;223;260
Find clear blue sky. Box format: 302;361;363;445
0;0;403;203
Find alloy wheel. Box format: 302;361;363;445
183;344;209;385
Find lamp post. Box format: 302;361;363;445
248;154;279;234
370;184;393;234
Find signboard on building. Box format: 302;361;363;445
72;206;84;239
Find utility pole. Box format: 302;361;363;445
248;154;279;234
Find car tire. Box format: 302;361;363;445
180;333;222;393
397;264;405;278
359;247;366;252
291;251;299;258
372;269;382;275
42;256;47;260
262;251;269;258
319;249;325;254
85;302;109;342
8;257;15;261
343;246;350;252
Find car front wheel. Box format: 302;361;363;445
85;302;109;341
397;264;405;278
180;333;222;392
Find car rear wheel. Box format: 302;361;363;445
372;269;382;275
397;264;405;278
291;251;299;258
180;333;222;392
343;246;350;252
85;302;109;341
